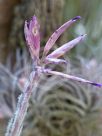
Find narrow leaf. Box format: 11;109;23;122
47;34;86;58
43;69;102;87
43;16;81;56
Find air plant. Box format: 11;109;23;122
5;15;102;136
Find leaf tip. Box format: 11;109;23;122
81;34;87;37
81;34;87;40
72;16;81;21
91;82;102;87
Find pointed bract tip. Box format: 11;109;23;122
91;82;102;87
81;34;87;37
72;16;81;21
81;34;87;39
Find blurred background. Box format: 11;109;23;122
0;0;102;136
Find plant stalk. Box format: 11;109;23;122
5;71;39;136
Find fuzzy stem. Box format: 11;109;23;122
5;71;39;136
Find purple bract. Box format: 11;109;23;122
24;15;102;87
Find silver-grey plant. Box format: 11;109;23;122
5;15;102;136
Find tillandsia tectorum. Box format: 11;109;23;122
6;15;102;136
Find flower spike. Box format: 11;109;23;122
47;34;86;59
24;16;40;61
43;16;81;56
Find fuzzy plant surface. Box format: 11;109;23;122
22;80;102;136
5;15;102;136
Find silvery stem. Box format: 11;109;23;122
5;71;39;136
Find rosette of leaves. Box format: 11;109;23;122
21;76;102;136
0;51;102;136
